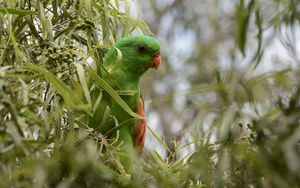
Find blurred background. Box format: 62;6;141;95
135;0;300;160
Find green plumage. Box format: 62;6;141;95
89;35;160;171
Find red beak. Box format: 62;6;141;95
151;54;161;70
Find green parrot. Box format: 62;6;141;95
89;35;161;171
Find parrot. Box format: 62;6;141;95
89;35;161;171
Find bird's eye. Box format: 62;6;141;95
138;44;146;52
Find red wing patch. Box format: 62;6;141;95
135;97;146;156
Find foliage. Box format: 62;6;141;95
1;0;300;187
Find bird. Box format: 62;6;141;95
89;35;161;171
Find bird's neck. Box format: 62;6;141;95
104;59;146;81
104;49;148;79
103;64;141;91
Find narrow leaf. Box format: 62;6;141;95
23;65;89;113
236;0;255;56
0;8;37;15
75;63;92;107
253;7;263;69
147;125;171;154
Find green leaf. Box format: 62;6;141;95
0;8;37;15
72;33;88;46
236;0;255;56
37;1;53;40
104;118;135;136
25;16;43;42
75;63;92;107
23;65;90;113
147;125;171;154
253;7;263;69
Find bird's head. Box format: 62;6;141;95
104;35;161;76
